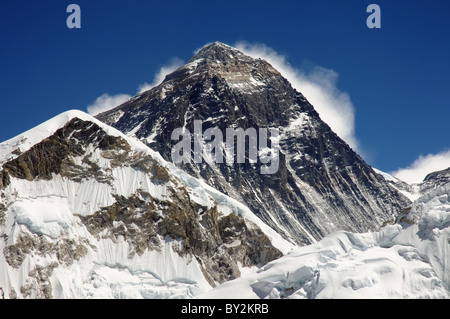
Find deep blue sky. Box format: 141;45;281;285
1;0;449;173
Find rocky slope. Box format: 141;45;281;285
97;42;411;245
0;110;288;299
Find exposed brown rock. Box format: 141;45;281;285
0;169;11;189
3;232;88;269
80;187;282;286
20;263;58;299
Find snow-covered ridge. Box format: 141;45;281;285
0;110;127;165
0;109;294;299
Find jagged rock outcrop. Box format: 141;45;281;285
97;42;411;245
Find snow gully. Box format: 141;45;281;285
171;119;280;174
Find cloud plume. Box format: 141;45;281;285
138;57;184;93
234;41;359;152
86;57;184;115
390;149;450;184
86;93;131;116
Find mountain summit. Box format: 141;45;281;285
175;41;281;84
97;42;411;245
187;41;254;66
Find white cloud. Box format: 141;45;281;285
234;41;359;152
390;150;450;184
87;58;184;116
138;57;184;93
86;93;131;116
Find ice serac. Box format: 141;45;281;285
97;42;411;245
0;110;286;299
201;179;450;299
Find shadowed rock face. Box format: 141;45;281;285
97;42;411;245
0;116;283;296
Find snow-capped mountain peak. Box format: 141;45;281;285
0;110;290;299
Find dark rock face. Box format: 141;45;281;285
97;42;411;245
